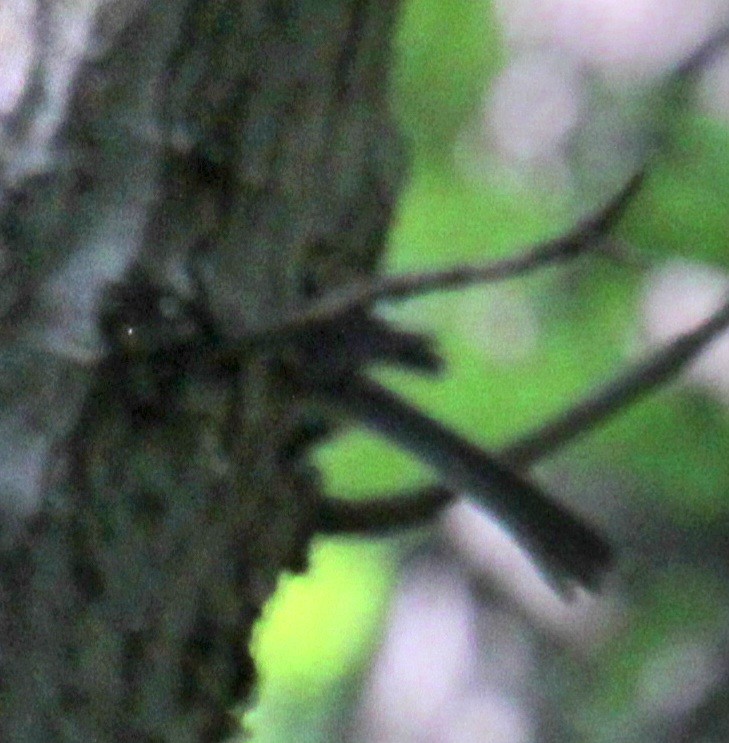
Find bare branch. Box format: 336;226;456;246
675;25;729;79
235;170;644;353
352;170;644;303
302;370;612;590
314;485;452;534
314;293;729;589
501;296;729;467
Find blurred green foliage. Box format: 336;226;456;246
248;1;729;741
392;0;503;155
620;113;729;263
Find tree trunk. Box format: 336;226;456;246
0;1;403;740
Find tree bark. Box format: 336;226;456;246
0;1;403;740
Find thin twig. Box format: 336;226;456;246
675;25;729;79
350;170;643;303
232;171;644;354
501;296;729;467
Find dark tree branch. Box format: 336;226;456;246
314;293;729;591
501;295;729;466
234;170;644;353
300;370;612;591
314;485;452;534
675;25;729;79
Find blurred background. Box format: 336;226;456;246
245;1;729;741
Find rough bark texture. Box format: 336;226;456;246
0;1;403;740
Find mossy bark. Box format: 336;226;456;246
0;1;403;740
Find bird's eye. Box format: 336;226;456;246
121;323;141;351
99;270;214;359
105;319;147;357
